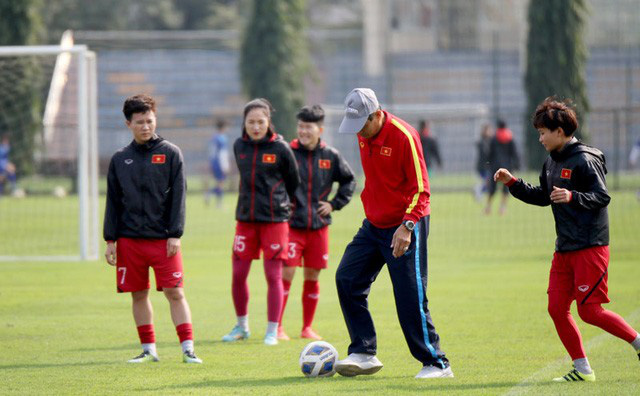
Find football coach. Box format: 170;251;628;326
334;88;452;379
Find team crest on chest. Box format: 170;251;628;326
319;159;331;169
561;168;572;179
151;154;166;164
263;153;276;163
359;141;365;148
380;146;392;156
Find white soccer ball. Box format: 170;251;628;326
52;185;67;198
299;341;338;378
12;188;26;198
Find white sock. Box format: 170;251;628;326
237;315;249;331
631;334;640;352
181;340;194;354
266;321;278;335
573;357;592;374
142;343;157;357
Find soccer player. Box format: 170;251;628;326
334;88;452;379
104;94;202;364
485;119;519;215
278;105;356;341
0;134;17;196
223;98;300;346
205;118;230;207
494;97;640;382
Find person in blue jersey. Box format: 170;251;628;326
205;118;230;208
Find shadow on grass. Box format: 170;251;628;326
0;361;111;370
138;375;557;393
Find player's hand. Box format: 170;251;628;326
550;186;571;204
167;238;181;257
493;168;514;184
105;242;117;266
317;201;333;217
391;225;412;258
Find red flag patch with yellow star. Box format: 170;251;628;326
561;168;572;179
151;154;166;164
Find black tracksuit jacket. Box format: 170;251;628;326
289;139;356;230
234;132;300;223
104;136;186;241
508;139;610;252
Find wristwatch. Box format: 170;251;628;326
402;220;415;231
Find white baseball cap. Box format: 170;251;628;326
338;88;380;134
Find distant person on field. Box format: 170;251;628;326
223;98;300;346
278;104;356;341
104;94;202;364
418;119;442;174
205;118;230;207
629;137;640;200
474;123;493;201
486;119;519;214
494;97;640;383
0;134;17;196
334;88;452;379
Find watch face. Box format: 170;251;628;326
404;221;415;230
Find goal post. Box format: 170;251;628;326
0;44;99;261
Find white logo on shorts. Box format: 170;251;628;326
125;159;133;165
270;244;281;250
307;293;320;299
322;254;329;261
578;285;589;292
172;272;182;279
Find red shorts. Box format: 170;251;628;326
547;245;610;304
232;222;289;260
115;238;184;293
285;227;329;269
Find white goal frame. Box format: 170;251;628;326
0;45;99;261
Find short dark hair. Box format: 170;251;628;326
297;105;325;125
532;97;579;136
242;98;276;136
215;118;229;130
496;119;507;129
123;94;156;121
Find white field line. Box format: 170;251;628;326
503;308;640;396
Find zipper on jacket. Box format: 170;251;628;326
250;144;258;221
307;150;313;229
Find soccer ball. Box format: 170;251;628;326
299;341;338;378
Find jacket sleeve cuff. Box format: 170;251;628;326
505;177;517;187
402;213;420;224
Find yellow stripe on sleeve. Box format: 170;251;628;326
391;119;424;214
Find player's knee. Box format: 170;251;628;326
547;302;568;321
577;304;600;325
163;288;185;302
335;268;352;294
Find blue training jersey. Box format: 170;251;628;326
0;143;9;171
208;133;229;172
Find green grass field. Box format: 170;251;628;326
1;191;639;395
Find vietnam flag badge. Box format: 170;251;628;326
319;159;331;169
262;153;276;163
561;168;572;179
151;154;166;164
380;146;392;156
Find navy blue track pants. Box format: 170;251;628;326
335;215;448;368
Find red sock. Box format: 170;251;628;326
231;258;252;316
302;280;320;329
176;323;193;343
137;324;155;344
578;303;638;343
279;279;292;326
548;292;586;359
264;259;283;323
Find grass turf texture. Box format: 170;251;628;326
1;191;639;395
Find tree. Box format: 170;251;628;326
524;0;590;168
240;0;308;139
0;0;42;175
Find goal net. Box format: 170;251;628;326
0;42;99;261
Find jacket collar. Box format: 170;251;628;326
290;138;326;151
131;134;163;152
